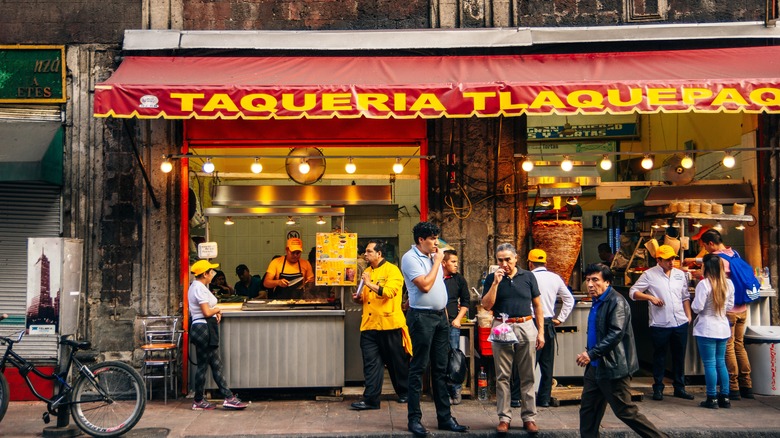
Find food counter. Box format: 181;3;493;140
552;296;591;377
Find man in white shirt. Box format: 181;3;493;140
629;244;693;401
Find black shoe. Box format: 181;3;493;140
674;389;695;400
510;399;521;408
350;401;380;410
397;396;408;404
700;396;719;409
718;394;731;408
652;390;664;401
438;417;468;432
408;421;429;437
729;390;741;401
740;387;754;399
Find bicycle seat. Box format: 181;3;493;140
61;338;91;351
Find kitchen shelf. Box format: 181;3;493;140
675;213;752;222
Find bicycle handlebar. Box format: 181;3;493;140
0;314;7;322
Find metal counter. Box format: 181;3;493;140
204;310;345;389
553;298;591;377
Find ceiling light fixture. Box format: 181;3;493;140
599;155;613;171
160;156;173;173
713;221;723;231
224;216;234;225
693;221;703;228
521;156;534;172
560;156;574;172
392;158;404;174
345;157;356;174
566;196;578;206
735;223;746;231
672;220;681;228
680;154;694;169
722;152;736;168
661;221;670;228
298;158;311;175
202;158;215;174
539;198;552;207
316;216;327;225
285;216;296;225
250;158;263;174
651;221;661;229
641;155;654;170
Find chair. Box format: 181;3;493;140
141;316;180;403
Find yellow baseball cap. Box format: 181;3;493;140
655;245;678;260
191;260;219;276
528;249;547;263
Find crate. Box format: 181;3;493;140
477;326;492;356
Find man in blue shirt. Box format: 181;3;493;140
576;263;668;438
234;264;264;299
401;222;468;437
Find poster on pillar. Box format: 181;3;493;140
315;233;358;286
26;238;62;335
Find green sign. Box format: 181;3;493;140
0;46;66;103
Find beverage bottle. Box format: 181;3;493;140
477;366;488;401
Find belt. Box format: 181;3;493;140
498;315;534;323
410;308;445;315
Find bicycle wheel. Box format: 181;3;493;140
0;371;8;423
70;361;146;437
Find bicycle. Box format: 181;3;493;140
0;314;146;437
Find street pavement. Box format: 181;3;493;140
2;384;780;438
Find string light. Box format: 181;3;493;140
285;216;296;225
735;223;746;231
224;217;234;225
566;196;579;206
160;156;173;173
392;158;404;174
202;158;215;174
539;198;552;207
713;221;723;231
641;155;654;170
599;155;612;171
316;216;327;225
560;156;573;172
722;153;736;168
345;157;356;174
298;158;310;175
521;156;534;172
680;154;694;169
250;158;263;174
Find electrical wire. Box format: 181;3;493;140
444;182;473;219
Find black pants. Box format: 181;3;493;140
579;366;668;438
190;323;232;402
360;328;410;405
406;309;451;424
649;323;689;392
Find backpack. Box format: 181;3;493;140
716;251;761;305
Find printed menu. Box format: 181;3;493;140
315;232;358;286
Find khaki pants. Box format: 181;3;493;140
492;319;537;423
726;309;752;391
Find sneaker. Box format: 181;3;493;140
192;399;215;410
223;395;248;410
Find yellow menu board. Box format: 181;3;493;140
315;232;358;286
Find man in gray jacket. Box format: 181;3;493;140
576;264;668;438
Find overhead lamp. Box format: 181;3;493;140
672;220;681;228
345;157;356;174
566;196;578;206
560;156;574;172
599;155;613;171
224;216;234;225
539;198;552;207
250;158;263;174
693;221;703;228
521;156;534;172
202;158;215;174
298;158;310;175
680;154;694;169
285;216;296;225
392;158;404;174
713;221;723;231
316;216;327;225
641;155;654;170
735;223;746;231
651;222;661;229
661;221;670;228
160;156;173;173
723;152;736;168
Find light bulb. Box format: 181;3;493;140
521;157;534;172
693;221;703;228
661;221;670;228
680;154;694;169
345;158;356;174
599;155;612;171
250;159;263;174
392;158;404;174
160;157;173;173
539;198;552;207
285;216;296;225
298;159;310;174
566;196;578;206
561;156;573;172
672;220;681;228
641;155;654;170
224;217;234;225
723;153;736;168
735;223;746;231
713;222;723;231
651;222;660;229
316;216;327;225
202;158;215;174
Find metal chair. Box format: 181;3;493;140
140;316;180;403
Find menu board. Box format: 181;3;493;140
315;232;358;286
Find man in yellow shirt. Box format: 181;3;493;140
263;237;315;299
350;239;412;410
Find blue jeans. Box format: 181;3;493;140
696;336;729;397
448;326;462;396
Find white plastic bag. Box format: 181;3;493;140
487;313;519;344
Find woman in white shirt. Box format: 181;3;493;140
691;254;735;409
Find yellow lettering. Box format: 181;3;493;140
749;88;780;106
34;59;50;73
647;88;678;105
202;94;240;112
463;92;496;111
171;93;204;112
394;93;407;111
356;94;390;112
681;88;713;104
498;92;528;111
529;91;566;109
711;88;749;107
607;89;643;107
322;93;352;111
409;93;445;112
567;90;604;109
240;94;278;112
280;94;315;111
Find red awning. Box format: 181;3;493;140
94;46;780;120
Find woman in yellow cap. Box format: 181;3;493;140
188;260;247;411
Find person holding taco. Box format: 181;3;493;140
263;237;315;299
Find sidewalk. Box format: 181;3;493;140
2;385;780;438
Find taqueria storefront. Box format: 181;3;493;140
94;43;780;392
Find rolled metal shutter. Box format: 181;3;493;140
0;181;61;360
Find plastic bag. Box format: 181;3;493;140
487;313;519;344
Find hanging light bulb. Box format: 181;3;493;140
285;216;296;225
250;158;263;174
160;156;173;173
392;158;404;174
713;221;723;231
651;221;661;229
599;155;612;171
298;158;311;175
735;223;746;231
722;153;736;168
672;220;681;228
316;216;327;225
641;155;654;170
345;157;356;174
521;156;534;172
202;158;215;174
566;196;578;206
224;216;234;226
539;198;552;207
680;154;694;169
661;220;670;228
560;156;574;172
692;221;703;228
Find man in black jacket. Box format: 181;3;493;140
576;264;668;438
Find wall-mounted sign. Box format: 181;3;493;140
528;123;638;141
315;232;358;286
0;46;66;103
